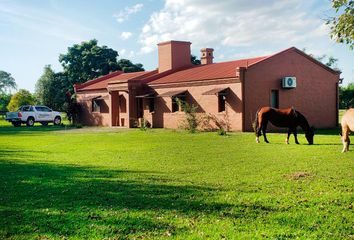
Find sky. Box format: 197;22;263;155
0;0;353;93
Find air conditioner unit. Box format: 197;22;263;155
282;77;296;88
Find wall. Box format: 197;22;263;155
76;91;111;126
145;81;243;131
244;49;339;131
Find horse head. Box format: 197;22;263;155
305;126;315;145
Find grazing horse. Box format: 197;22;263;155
254;107;314;144
341;108;354;152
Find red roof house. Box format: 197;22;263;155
74;40;340;131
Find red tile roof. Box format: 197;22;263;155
75;71;156;91
148;56;268;85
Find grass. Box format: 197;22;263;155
0;118;353;239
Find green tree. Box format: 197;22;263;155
339;83;354;108
191;55;201;65
326;0;354;49
34;66;69;111
35;65;56;107
0;70;16;93
0;93;12;112
7;89;36;111
117;59;144;72
59;39;121;85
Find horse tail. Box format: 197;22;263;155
253;108;260;136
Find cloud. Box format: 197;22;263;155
120;31;133;40
139;0;329;53
114;3;144;23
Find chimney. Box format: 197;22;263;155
157;40;192;73
200;48;214;65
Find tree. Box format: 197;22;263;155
191;55;201;65
0;70;16;93
0;93;12;112
117;59;144;72
7;89;36;111
59;39;121;85
326;0;354;49
339;83;354;108
35;65;56;107
302;48;340;70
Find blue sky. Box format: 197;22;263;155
0;0;353;92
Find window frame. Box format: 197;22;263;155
218;94;226;112
92;99;101;113
171;95;186;113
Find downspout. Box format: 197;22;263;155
237;67;246;132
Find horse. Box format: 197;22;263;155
340;108;354;152
254;107;314;145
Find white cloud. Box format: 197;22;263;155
120;31;132;40
114;3;143;23
139;0;329;54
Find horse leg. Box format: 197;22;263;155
286;129;291;144
293;128;299;144
342;129;349;152
256;118;262;143
262;122;269;143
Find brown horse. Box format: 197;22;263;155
341;108;354;152
254;107;314;144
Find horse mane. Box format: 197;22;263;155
295;110;310;131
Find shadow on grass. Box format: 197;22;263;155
0;124;75;136
0;148;237;238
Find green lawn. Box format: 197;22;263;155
0;119;353;239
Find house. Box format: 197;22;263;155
74;40;340;131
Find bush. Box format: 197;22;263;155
217;128;227;136
179;100;199;133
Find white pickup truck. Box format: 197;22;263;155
6;105;62;127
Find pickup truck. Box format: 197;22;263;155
6;105;62;127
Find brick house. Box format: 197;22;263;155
74;40;340;131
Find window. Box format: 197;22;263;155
92;99;101;112
271;90;279;108
218;94;226;112
172;95;186;112
148;98;154;113
22;106;34;112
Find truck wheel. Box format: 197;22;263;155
41;122;48;126
12;122;21;127
26;117;35;127
54;116;61;125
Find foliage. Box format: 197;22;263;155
326;0;354;49
191;55;201;65
0;126;352;239
339;83;354;108
217;127;227;136
179;100;199;133
7;89;36;111
0;70;16;93
117;59;144;73
0;93;12;112
35;67;69;111
139;117;150;131
59;39;121;84
63;91;80;124
302;48;340;70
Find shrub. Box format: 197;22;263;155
179;100;199;133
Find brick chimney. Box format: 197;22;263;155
200;48;214;65
157;40;192;73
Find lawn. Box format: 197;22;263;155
0;119;353;239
